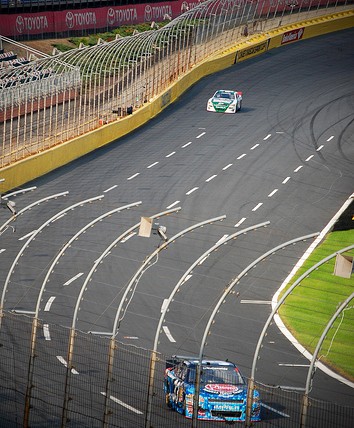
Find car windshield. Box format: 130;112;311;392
215;91;234;99
188;365;245;385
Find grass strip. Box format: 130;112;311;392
279;230;354;381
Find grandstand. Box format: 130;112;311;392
0;34;80;126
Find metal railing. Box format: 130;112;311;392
1;0;353;168
0;310;353;427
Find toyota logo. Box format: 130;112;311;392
107;8;115;26
16;16;25;33
66;11;75;29
144;5;152;22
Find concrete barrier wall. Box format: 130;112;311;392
1;10;353;192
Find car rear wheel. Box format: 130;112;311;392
237;100;242;112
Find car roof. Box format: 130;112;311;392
215;90;234;94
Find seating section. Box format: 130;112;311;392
0;48;52;90
1;66;53;89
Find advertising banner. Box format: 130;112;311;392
281;27;305;44
236;40;269;63
0;1;202;37
0;0;348;37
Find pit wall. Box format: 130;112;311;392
1;10;353;192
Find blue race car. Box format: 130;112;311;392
164;356;261;422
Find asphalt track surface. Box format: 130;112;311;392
0;28;353;427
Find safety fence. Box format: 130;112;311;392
0;0;353;169
0;311;353;427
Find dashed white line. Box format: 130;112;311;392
234;217;246;227
19;231;36;241
44;296;56;312
327;136;334;141
43;324;51;340
268;189;278;197
100;392;143;414
305;155;314;162
166;151;175;158
12;310;35;315
240;300;272;304
278;363;310;367
182;274;193;284
216;234;229;245
261;403;290;418
237;153;246;160
121;232;136;243
205;174;217;182
282;177;290;184
263;134;271;140
250;144;259;150
127;173;140;180
147;161;159;168
56;356;79;374
198;255;209;265
252;203;263;212
64;272;84;286
163;326;176;343
294;166;303;173
186;187;199;195
196;132;206;139
316;145;324;151
182;141;192;148
161;299;169;313
104;185;118;193
166;200;180;209
0;249;5;254
222;163;233;170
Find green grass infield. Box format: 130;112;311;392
279;229;354;381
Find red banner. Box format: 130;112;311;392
281;27;305;44
0;1;203;37
256;0;347;15
0;0;346;37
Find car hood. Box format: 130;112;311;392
212;98;233;105
199;383;247;398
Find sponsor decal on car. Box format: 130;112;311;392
204;384;242;396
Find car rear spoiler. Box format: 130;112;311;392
165;355;200;369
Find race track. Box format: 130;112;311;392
0;27;353;427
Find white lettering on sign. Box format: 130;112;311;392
65;11;97;29
115;8;137;23
16;15;49;33
281;28;304;44
151;5;173;19
107;7;138;26
144;4;173;21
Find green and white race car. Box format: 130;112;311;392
207;89;242;113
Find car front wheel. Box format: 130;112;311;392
165;392;173;408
